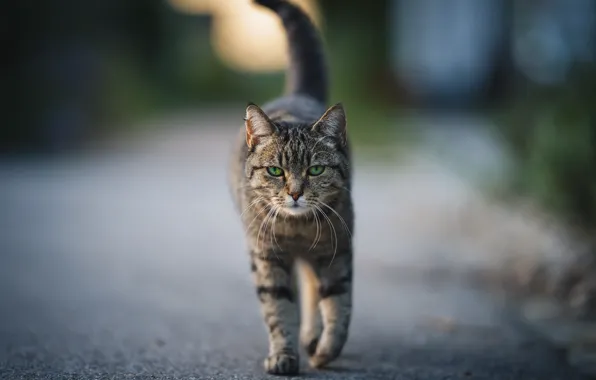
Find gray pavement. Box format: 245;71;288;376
0;118;589;379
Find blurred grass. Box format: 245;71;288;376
494;63;596;236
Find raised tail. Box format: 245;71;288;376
254;0;328;104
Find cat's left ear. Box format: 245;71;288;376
245;103;276;148
312;103;347;145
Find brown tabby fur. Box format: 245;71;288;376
228;0;354;375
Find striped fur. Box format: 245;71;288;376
252;0;328;102
228;1;354;375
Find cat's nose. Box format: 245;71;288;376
288;191;303;201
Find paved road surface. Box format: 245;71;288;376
0;120;589;379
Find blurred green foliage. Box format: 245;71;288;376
96;0;408;147
497;63;596;232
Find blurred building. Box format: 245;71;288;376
511;0;595;85
390;0;505;107
389;0;595;107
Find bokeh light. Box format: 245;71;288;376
168;0;321;72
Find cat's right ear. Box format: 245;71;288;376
245;103;275;148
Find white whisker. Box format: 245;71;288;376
312;203;337;267
257;206;276;252
270;205;283;251
244;203;270;235
240;197;263;219
308;208;321;251
319;200;352;239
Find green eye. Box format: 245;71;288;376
308;165;325;176
266;166;284;177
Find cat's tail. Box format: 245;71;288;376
254;0;328;104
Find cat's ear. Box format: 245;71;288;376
312;103;347;145
245;103;276;148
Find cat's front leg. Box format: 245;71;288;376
296;260;323;357
250;249;300;375
309;248;353;368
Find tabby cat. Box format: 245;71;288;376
229;0;354;375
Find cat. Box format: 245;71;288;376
228;0;354;375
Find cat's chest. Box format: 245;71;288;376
270;217;338;253
272;218;318;240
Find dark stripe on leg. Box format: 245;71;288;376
305;338;319;356
257;286;295;302
319;274;351;299
319;283;347;299
316;249;352;266
256;253;292;273
268;320;281;334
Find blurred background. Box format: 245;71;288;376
5;0;593;148
1;0;596;378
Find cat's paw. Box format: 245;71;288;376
263;353;299;375
308;351;337;369
308;344;342;369
308;329;348;368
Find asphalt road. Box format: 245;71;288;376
0;121;589;379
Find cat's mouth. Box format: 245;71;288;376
283;203;310;216
277;194;311;216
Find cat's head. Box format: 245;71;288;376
244;102;350;217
